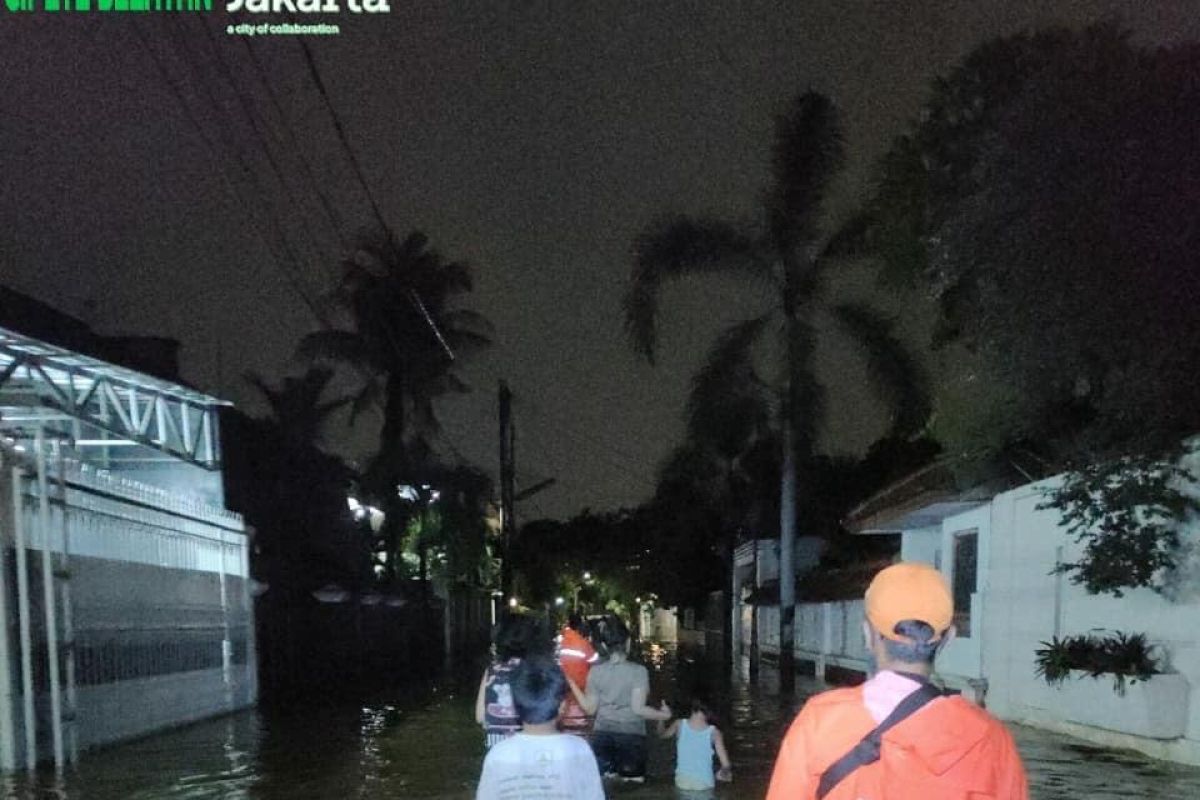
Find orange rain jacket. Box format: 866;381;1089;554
766;685;1028;800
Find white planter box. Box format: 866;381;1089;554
1049;670;1190;740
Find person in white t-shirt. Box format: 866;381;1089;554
476;654;605;800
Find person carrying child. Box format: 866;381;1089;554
476;654;605;800
658;697;733;791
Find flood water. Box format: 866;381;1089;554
4;644;1200;799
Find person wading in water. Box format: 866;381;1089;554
767;562;1028;800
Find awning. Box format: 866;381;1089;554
0;325;229;468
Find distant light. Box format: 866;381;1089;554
397;484;419;502
582;571;591;581
555;596;565;606
508;597;518;608
74;439;138;447
347;496;362;511
430;489;441;503
635;597;641;603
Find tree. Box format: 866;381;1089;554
298;226;492;587
244;366;353;449
625;92;929;689
867;24;1200;466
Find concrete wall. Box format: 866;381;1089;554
748;600;870;677
983;475;1200;765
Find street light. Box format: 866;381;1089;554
555;596;565;607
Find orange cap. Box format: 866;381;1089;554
865;562;954;642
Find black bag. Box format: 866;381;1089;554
816;678;947;799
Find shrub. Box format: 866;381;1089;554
1038;450;1197;598
1035;631;1161;695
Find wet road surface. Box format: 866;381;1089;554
4;644;1199;799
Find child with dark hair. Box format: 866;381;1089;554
476;655;604;800
657;697;733;790
475;613;535;748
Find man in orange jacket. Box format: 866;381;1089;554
557;613;599;736
766;562;1028;800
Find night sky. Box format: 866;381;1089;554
2;2;1197;519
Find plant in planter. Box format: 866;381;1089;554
1035;630;1161;695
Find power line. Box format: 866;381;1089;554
295;39;455;362
130;20;327;330
240;36;350;253
190;18;338;273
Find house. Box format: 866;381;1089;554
845;451;1200;766
0;322;255;770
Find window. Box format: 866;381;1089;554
951;530;978;638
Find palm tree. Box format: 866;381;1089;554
244;366;354;449
625;92;928;690
299;226;491;466
298;226;492;586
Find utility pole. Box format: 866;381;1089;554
498;381;515;598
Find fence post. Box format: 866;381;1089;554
819;602;834;681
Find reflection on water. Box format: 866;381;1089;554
2;645;1199;799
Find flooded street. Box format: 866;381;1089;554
4;645;1200;799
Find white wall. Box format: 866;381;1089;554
984;475;1200;765
900;526;940;565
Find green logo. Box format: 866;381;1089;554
5;0;212;10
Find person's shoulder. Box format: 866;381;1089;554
799;685;864;713
483;735;522;762
560;733;597;755
954;697;1020;745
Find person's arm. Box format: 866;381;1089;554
474;669;490;726
567;676;598;715
656;718;680;739
713;726;733;781
630;685;671;721
765;708;817;800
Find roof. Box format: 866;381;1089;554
0;325;229;468
843;456;1012;535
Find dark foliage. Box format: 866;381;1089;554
868;24;1200;464
1038;449;1197;597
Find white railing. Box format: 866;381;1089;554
60;458;242;529
747;599;870;675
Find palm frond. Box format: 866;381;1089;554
832;303;931;437
625;215;762;361
820;211;875;261
297;329;375;369
768;91;845;246
243;370;277;406
685;317;774;458
348;380;383;425
440;308;494;339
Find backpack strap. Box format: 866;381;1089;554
815;679;946;799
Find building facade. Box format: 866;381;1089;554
0;325;255;770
